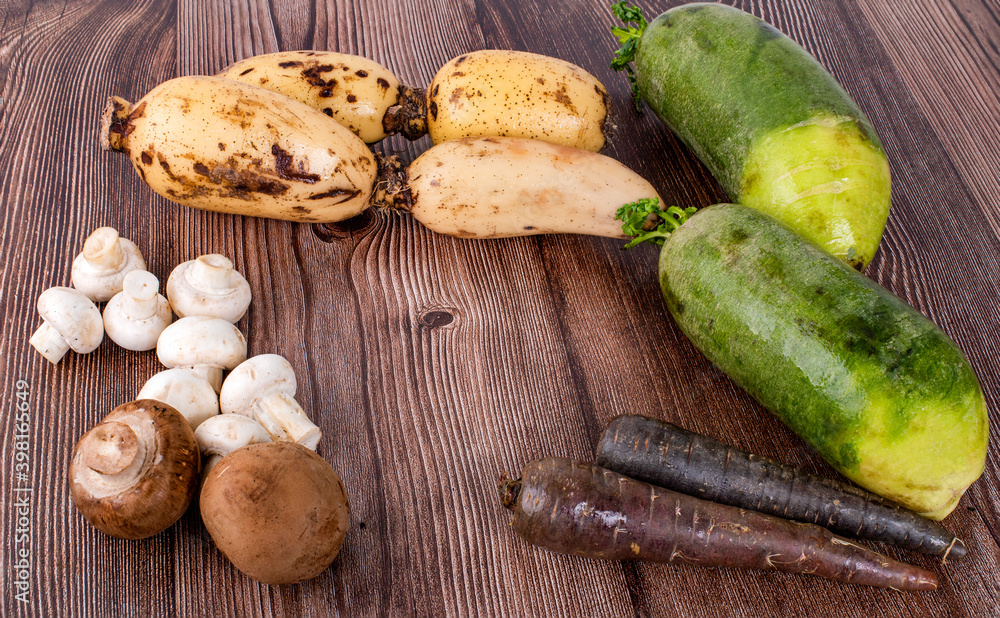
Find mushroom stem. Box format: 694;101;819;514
78;421;143;475
29;323;70;364
120;271;161;320
188;254;237;290
195;414;272;477
189;366;225;393
196;414;272;457
203;454;224;477
72;408;160;499
255;392;321;450
83;228;126;270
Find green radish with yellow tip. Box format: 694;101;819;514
616;200;988;520
612;2;891;270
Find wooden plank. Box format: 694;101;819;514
855;0;1000;238
172;0;636;615
1;0;998;615
537;0;1000;614
0;1;182;617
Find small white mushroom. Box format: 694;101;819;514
156;316;247;393
194;414;272;477
167;254;251;323
103;271;172;351
220;354;321;449
138;368;220;429
29;287;104;364
71;227;146;302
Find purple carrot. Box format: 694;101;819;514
595;415;966;560
499;457;938;590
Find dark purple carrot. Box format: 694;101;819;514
595;415;966;560
499;457;937;590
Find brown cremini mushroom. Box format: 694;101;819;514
69;400;200;539
200;442;350;585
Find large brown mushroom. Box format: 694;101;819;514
69;400;200;539
200;442;351;585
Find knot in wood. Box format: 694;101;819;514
418;309;456;328
312;209;377;242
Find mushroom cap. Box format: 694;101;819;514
166;254;252;323
36;287;104;353
200;442;350;585
103;271;173;351
69;400;200;540
219;354;297;415
71;228;146;302
157;316;247;371
194;413;271;456
138;368;220;429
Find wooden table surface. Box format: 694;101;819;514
2;0;999;616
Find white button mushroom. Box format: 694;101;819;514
219;354;321;449
103;270;172;351
138;368;220;429
166;254;252;323
194;414;272;477
29;287;104;364
156;316;247;393
71;227;146;302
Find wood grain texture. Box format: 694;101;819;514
1;0;998;616
856;0;1000;239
